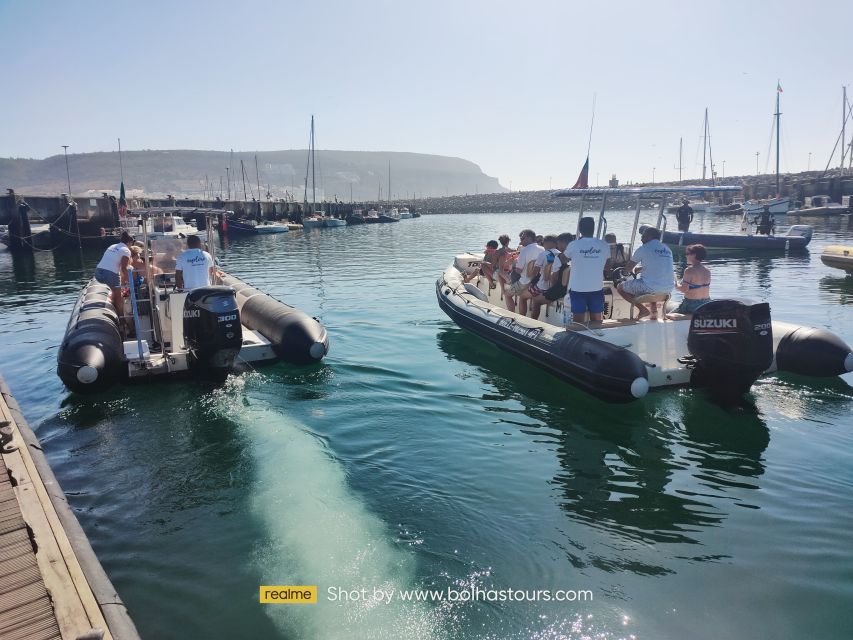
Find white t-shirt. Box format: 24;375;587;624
534;248;560;289
175;248;214;290
516;243;545;285
631;239;674;292
565;236;610;292
96;243;132;274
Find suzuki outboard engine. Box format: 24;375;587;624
183;286;243;375
686;300;773;401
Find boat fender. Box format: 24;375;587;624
463;283;489;302
775;326;853;377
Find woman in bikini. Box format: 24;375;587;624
674;244;711;314
495;234;517;296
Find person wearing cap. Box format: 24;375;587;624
94;231;134;319
675;199;694;232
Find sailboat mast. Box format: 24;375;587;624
842;86;847;175
707;111;715;186
388;160;391;202
311;115;316;209
775;88;781;193
679;137;683;182
255;154;262;200
240;159;248;200
702;108;708;182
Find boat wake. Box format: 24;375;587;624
212;376;447;640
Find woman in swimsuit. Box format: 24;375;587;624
674;244;711;314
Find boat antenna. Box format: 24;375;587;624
118;138;124;183
311;115;316;209
702;108;708;182
707;110;715;186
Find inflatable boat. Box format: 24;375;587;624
821;245;853;274
438;258;852;403
437;186;850;403
57;218;328;395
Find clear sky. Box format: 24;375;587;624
2;0;851;190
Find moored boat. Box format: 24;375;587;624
821;245;853;273
789;195;849;217
323;217;347;228
646;223;812;251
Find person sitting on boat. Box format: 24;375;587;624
94;231;134;318
129;246;147;286
674;244;711;314
617;227;674;319
754;205;775;235
604;232;628;279
676;199;694;232
562;217;611;325
541;232;574;305
175;235;214;291
464;240;499;288
504;229;544;316
495;234;515;296
526;235;559;318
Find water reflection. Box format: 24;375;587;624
819;274;853;305
436;327;768;562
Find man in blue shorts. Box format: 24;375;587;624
563;217;611;325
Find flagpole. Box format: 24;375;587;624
586;93;596;159
118;138;124;183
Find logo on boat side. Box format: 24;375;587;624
497;317;544;340
218;314;237;323
693;318;736;329
184;309;200;318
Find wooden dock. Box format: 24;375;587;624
0;376;139;640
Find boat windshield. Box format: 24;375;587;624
150;237;184;283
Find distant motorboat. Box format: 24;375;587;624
399;206;412;219
789;195;848;217
364;209;382;224
378;208;400;223
743;197;790;215
821;245;853;273
301;216;325;229
255;221;290;234
323;217;347;228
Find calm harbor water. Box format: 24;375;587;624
1;211;852;640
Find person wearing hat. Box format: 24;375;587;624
94;231;134;320
675;199;694;232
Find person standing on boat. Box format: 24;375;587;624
175;235;214;291
674;244;711;314
676;199;694;232
563;217;611;325
504;229;544;316
755;205;775;235
617;227;674;318
94;231;134;319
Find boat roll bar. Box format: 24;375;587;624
552;185;743;255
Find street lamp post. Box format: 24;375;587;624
755;152;760;175
722;160;726;178
652;167;656;184
61;145;72;194
807;152;812;172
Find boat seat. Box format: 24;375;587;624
631;293;671;320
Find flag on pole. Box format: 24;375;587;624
118;181;127;217
777;81;783;93
572;157;589;189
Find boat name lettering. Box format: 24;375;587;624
497;317;544;339
693;318;736;329
218;314;238;323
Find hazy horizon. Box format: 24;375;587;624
2;0;852;190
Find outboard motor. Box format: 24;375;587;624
685;300;773;400
183;286;243;375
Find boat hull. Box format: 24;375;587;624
648;225;812;250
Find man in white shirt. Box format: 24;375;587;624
525;235;559;319
617;226;675;318
563;217;611;324
175;235;215;291
94;231;134;317
504;229;544;316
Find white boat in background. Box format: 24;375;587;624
821;245;853;273
743;198;790;215
323;217;347;227
301;216;325;229
399;206;412;219
789;195;848;216
145;215;209;241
